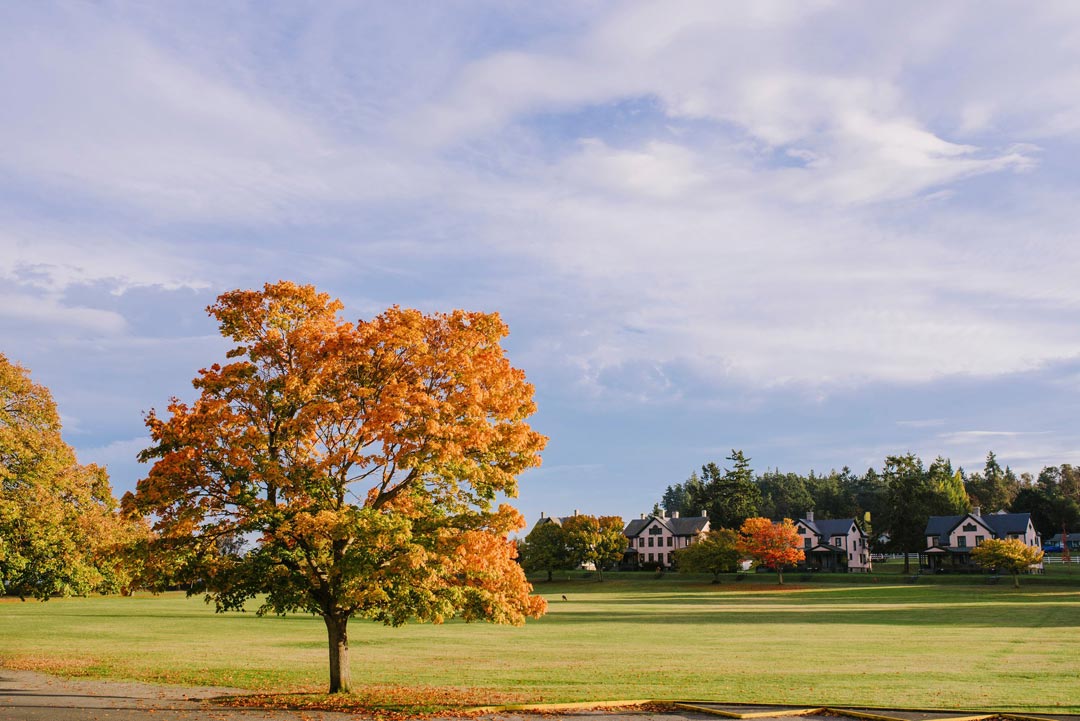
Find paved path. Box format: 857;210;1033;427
0;669;718;721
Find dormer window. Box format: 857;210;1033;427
963;523;977;532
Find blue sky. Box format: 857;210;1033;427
4;1;1080;527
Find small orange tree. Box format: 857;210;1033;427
132;282;548;694
970;538;1044;588
737;517;804;585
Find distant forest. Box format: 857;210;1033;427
655;450;1079;554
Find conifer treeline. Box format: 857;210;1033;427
656;450;1079;545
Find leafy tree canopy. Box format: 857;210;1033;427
518;520;572;582
0;353;129;599
561;514;625;581
737;517;804;585
674;528;741;582
970;538;1044;588
131;282;548;693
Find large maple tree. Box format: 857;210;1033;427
132;282;548;693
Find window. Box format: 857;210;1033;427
648;537;654;547
667;536;673;547
976;535;985;545
648;553;654;563
638;537;645;548
958;537;967;548
648;526;662;535
804;538;811;548
667;553;672;564
963;523;977;532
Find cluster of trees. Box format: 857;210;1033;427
2;282;550;695
675;518;806;585
0;353;151;600
658;450;1080;570
518;514;626;581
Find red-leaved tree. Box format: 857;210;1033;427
737;517;805;585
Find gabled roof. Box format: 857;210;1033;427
798;518;859;538
982;512;1033;536
815;519;859;538
924;512;1032;545
808;542;844;554
623;515;709;538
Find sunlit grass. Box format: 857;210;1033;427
1;578;1077;712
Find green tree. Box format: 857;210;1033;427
518;521;571;582
805;469;859;519
132;282;547;694
0;354;123;600
756;470;813;521
561;514;626;581
965;451;1019;511
674;529;741;582
970;538;1044;588
881;453;934;573
927;456;969;515
696;451;761;529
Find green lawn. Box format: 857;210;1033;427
1;577;1078;712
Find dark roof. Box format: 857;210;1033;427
982;512;1033;536
798;518;859;538
924;512;1031;544
815;519;858;538
623;515;709;538
530;515;575;533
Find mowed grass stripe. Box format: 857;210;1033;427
0;580;1077;712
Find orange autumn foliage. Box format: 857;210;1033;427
130;282;547;693
737;517;805;585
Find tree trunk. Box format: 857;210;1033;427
546;569;552;582
1012;572;1020;589
776;567;784;585
323;613;351;694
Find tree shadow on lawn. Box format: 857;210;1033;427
545;604;1080;627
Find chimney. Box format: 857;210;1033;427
807;510;814;522
701;509;708;517
673;511;680;519
640;513;646;519
660;509;667;518
973;506;981;518
573;509;579;516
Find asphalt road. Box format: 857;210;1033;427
0;669;717;721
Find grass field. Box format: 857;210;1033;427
1;574;1078;713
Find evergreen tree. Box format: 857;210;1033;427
881;453;934;573
927;456;969;515
696;451;761;529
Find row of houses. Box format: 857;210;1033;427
535;507;1043;573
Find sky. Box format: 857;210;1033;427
4;1;1080;528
